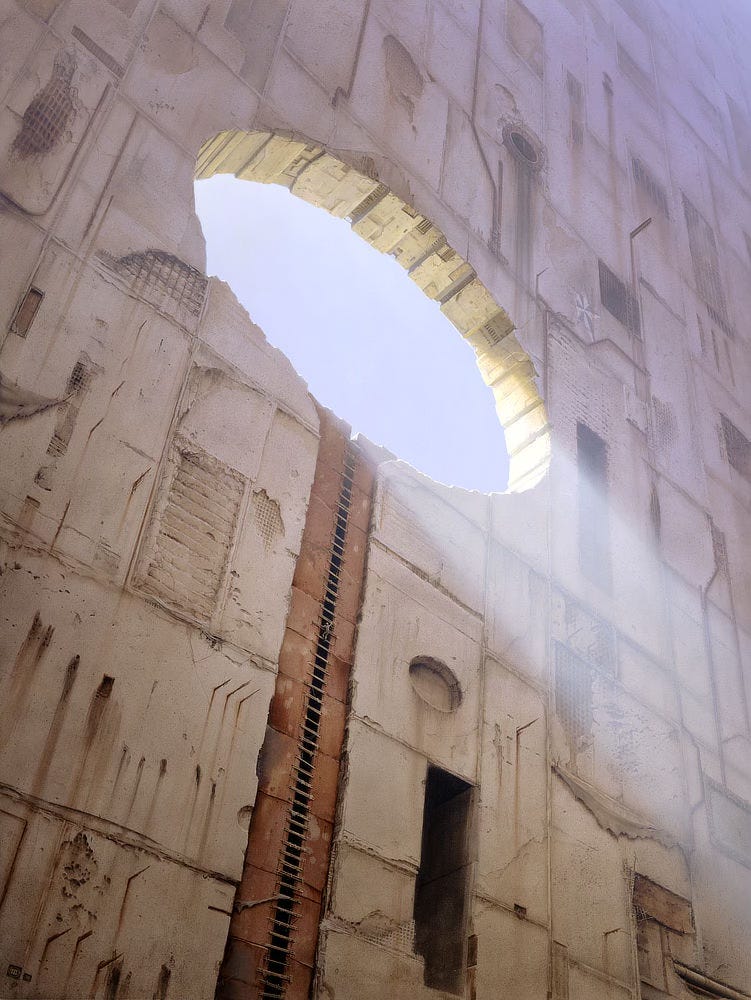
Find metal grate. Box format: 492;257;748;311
632;157;670;217
259;447;357;998
43;357;92;461
12;50;76;158
721;414;751;479
682;196;732;335
555;643;593;751
101;250;208;317
358;919;415;954
252;489;284;551
598;260;641;336
66;360;92;396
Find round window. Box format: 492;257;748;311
503;124;544;170
408;656;462;712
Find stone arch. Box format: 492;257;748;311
195;130;550;493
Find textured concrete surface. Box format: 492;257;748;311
0;0;750;998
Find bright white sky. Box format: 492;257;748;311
194;175;509;492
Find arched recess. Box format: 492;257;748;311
196;130;550;493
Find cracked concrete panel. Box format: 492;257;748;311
285;0;368;95
0;802;235;1000
439;103;496;246
0;555;276;876
219;408;318;661
348;17;448;191
339;719;425;869
1;0;751;996
472;905;548;998
318;927;428;1000
326;841;416;931
476;659;548;924
0;269;191;570
96;117;202;262
551;778;633;983
372;464;489;614
485;541;548;683
0;36;109;214
197;279;319;429
177;363;275;482
426;2;476;111
123;11;259;147
350;542;482;781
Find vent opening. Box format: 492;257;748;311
507;128;541;166
409;657;462;712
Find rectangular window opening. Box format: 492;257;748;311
414;765;474;996
577;422;611;590
682;195;732;335
598;260;641;336
11;287;44;338
631;157;670;217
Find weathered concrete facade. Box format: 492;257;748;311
0;0;750;998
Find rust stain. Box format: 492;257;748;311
1;612;55;751
69;676;120;812
215;413;377;999
103;956;123;1000
155;963;171;999
197;780;218;860
31;654;80;797
106;745;131;814
123;756;146;824
142;758;167;835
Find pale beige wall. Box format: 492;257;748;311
0;0;750;998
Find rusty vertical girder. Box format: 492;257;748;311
215;409;375;1000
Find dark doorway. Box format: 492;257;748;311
414;764;474;995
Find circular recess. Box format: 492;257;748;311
503;124;544;170
408;656;462;712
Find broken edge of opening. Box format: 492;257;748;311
195;129;551;493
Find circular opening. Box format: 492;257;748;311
503;125;543;170
408;656;462;712
509;130;539;164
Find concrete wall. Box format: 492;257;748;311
0;0;750;998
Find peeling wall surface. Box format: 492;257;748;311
0;1;750;999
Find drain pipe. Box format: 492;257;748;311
673;962;751;1000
